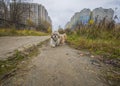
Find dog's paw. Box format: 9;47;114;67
51;45;56;48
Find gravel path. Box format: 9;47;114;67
0;36;50;60
1;42;108;86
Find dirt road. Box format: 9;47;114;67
1;42;108;86
0;36;49;60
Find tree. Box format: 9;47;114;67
65;28;72;35
0;0;9;26
58;27;65;34
26;19;35;27
37;19;52;33
10;0;31;28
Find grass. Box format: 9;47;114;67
104;69;120;86
0;45;39;80
0;28;49;36
0;38;49;81
67;28;120;59
0;50;26;79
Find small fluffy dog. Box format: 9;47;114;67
50;31;60;47
50;31;67;47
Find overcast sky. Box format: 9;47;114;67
33;0;120;30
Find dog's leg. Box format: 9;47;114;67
51;44;56;48
56;38;60;46
50;39;56;48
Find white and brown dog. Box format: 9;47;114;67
50;31;60;47
50;31;67;47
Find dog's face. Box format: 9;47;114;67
51;32;60;41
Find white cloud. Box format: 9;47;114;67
33;0;120;30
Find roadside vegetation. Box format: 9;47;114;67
67;28;120;59
0;28;50;36
65;22;120;60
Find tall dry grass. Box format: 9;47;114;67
0;28;49;36
66;21;120;59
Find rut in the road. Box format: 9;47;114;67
1;42;107;86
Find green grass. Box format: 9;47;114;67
0;50;25;79
0;28;49;36
0;45;39;80
67;29;120;59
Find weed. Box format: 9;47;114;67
0;28;49;36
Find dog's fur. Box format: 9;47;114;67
59;33;67;44
50;31;67;47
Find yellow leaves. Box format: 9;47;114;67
0;28;48;36
47;27;52;33
89;19;94;25
26;19;35;26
